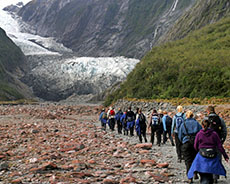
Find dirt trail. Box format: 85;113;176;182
0;104;229;184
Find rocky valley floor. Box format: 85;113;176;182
0;104;229;184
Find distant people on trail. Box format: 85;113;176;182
188;118;229;184
162;111;174;146
135;108;148;143
171;105;186;162
206;105;227;183
121;110;128;135
149;109;161;146
125;106;135;136
115;108;123;134
107;107;116;131
178;110;202;183
99;108;107;131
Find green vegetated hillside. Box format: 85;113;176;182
161;0;230;43
105;17;230;105
0;28;27;101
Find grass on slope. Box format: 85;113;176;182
105;17;230;106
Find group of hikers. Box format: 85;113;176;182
99;105;229;184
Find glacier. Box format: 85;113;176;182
0;0;139;101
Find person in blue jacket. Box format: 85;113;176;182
120;110;128;135
171;105;186;162
179;110;202;183
115;108;123;134
99;108;107;131
162;111;174;146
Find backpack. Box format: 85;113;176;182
115;111;123;121
110;110;115;116
165;115;172;128
139;113;145;123
151;115;159;126
175;113;184;131
208;114;222;138
102;112;107;119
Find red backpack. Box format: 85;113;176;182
110;110;115;116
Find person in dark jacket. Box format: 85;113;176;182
179;110;202;183
136;109;148;143
126;106;135;136
188;119;229;184
149;109;161;146
206;105;227;183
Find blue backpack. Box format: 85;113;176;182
151;115;159;126
175;113;184;131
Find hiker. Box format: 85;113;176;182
107;107;116;131
135;108;148;143
115;108;123;134
162;111;175;146
158;109;164;145
188;118;229;184
99;108;107;131
171;105;186;162
135;107;140;136
206;105;227;183
126;106;135;136
149;109;161;146
121;110;128;135
178;110;202;183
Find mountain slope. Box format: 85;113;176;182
105;17;230;105
17;0;196;59
160;0;230;43
0;27;32;100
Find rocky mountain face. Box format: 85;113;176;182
0;28;33;100
160;0;230;43
17;0;196;59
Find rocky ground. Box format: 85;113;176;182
0;103;229;184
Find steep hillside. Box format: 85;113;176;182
160;0;230;43
0;28;32;100
17;0;196;59
105;17;230;105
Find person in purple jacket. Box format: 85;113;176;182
188;118;229;184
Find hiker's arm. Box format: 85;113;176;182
220;118;227;144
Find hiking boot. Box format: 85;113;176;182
193;172;199;180
188;179;193;183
